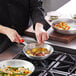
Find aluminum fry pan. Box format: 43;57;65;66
52;18;76;34
0;59;35;76
23;43;54;60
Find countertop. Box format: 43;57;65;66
45;0;76;50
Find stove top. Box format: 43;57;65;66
13;46;76;76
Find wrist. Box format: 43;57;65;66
0;25;7;34
35;23;43;30
0;25;12;35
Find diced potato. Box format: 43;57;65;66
26;50;31;54
28;54;34;56
32;48;37;53
26;47;49;56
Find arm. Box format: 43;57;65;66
29;0;50;30
29;0;50;44
0;25;21;43
0;2;21;44
0;25;6;34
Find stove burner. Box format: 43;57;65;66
13;50;76;76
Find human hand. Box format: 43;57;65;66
35;23;49;45
4;27;21;43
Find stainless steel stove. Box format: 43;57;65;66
13;44;76;76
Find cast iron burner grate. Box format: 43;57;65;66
45;53;76;76
13;50;76;76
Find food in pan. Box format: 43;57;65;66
0;66;32;76
25;47;50;56
53;22;70;30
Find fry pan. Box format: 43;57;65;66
0;59;35;76
20;39;54;60
52;18;76;34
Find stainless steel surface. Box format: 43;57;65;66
0;44;23;61
52;18;76;34
0;59;35;76
23;43;54;60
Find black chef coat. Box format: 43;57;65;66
0;0;50;53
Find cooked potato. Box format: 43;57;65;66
26;47;50;56
26;50;31;54
32;48;37;53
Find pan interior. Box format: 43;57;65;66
0;59;35;75
52;18;76;30
23;43;54;60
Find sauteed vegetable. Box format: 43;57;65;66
25;47;50;56
0;66;32;76
53;22;70;30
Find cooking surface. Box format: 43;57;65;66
13;48;76;76
12;37;76;76
0;44;23;61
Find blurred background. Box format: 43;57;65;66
43;0;70;14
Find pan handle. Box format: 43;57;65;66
19;39;27;46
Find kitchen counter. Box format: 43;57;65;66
0;44;24;61
45;0;76;50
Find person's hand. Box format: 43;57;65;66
3;27;21;43
35;23;49;45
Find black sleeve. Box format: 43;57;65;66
29;0;50;30
0;0;10;27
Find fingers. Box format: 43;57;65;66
35;23;49;45
36;32;49;45
36;33;42;45
42;32;48;41
16;33;21;43
4;27;22;44
11;34;21;43
15;36;20;44
9;31;21;43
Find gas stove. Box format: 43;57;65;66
13;45;76;76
